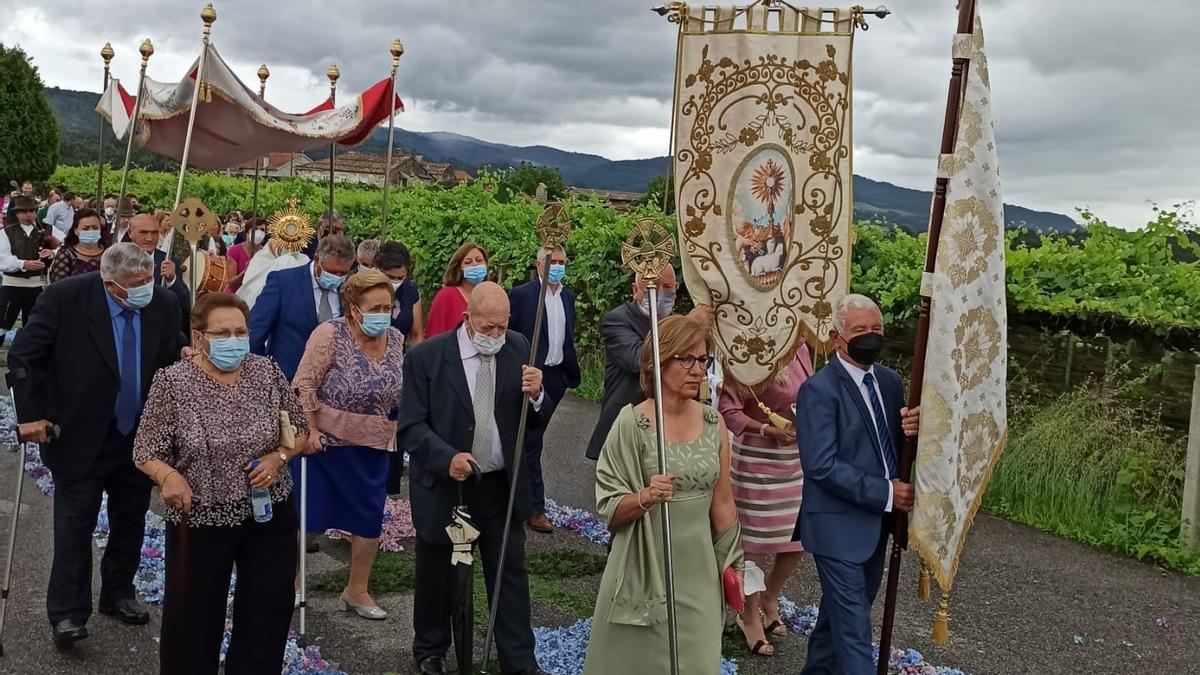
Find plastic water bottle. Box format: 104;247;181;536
249;460;273;523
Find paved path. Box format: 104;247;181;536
1;393;1198;674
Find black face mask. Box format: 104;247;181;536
846;332;884;366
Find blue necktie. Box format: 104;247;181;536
116;309;139;436
862;372;898;478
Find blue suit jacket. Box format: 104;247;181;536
249;264;320;381
508;279;581;389
794;356;905;563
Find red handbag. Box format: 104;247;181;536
722;566;744;612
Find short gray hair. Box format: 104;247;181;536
100;242;153;280
537;244;565;261
357;238;381;262
832;293;881;333
316;234;355;264
320;209;344;224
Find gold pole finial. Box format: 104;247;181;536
390;39;405;63
201;3;217;30
327;63;341;88
138;39;154;62
257;64;270;85
101;42;115;65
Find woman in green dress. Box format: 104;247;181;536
584;315;744;675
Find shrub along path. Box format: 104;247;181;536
2;394;1199;674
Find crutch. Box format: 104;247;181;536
1;385;60;657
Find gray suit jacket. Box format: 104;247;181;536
585;301;651;460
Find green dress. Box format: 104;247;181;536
584;404;742;675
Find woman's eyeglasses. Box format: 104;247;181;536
203;330;250;340
671;354;714;370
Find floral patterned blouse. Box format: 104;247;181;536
132;354;310;527
292;318;404;451
48;245;103;283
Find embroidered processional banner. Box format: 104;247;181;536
96;43;403;171
909;15;1008;637
671;4;860;387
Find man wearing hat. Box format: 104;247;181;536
0;194;63;347
112;198;136;244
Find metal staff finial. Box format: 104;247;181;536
101;42;115;65
96;43;116;200
248;64;270;253
116;38;153;222
325;63;340;226
257;64;270;91
201;3;217;30
622;218;676;283
139;38;154;61
327;63;340;88
380;40;405;230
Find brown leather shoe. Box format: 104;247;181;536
528;513;554;534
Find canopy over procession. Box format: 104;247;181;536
1;1;1031;674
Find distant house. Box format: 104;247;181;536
229;152;312;178
295;151;466;189
568;187;646;213
453;170;474;184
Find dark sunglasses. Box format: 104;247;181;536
671;354;714;370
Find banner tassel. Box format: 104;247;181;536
931;591;950;645
918;564;931;601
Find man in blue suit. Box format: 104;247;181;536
508;245;580;533
249;234;354;380
794;293;920;674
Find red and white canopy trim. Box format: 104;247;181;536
96;43;404;171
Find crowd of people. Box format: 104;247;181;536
5;178;921;675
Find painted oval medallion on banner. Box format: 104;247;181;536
727;145;795;291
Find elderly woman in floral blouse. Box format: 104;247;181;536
134;292;311;675
293;268;405;620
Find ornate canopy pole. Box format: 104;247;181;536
325;64;340;224
172;3;217;210
622;218;681;675
380;39;405;232
875;0;977;672
96;43;115;201
116;38;153;220
248;64;270;256
480;205;572;674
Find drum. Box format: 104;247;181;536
183;252;230;297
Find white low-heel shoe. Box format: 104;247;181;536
338;597;388;620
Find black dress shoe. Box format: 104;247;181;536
99;598;150;625
51;619;88;649
415;656;448;675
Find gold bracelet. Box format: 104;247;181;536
635;488;653;512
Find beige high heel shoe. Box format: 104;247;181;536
339;595;388;620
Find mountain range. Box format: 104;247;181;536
45;86;1077;233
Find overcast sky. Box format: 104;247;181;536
4;0;1197;228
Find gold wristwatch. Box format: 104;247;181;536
278;450;288;464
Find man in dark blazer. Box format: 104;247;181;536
793;294;919;674
583;265;714;460
398;282;548;675
9;243;182;649
127;213;190;340
248;234;354;380
508;245;580;533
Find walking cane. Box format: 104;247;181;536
621;218;681;674
161;511;189;669
0;383;61;657
480;205;572;673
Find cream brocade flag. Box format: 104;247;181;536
909;14;1008;637
672;5;858;387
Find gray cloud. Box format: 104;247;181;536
4;0;1197;227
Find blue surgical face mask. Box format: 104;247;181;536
360;311;391;337
463;265;487;285
207;336;250;372
78;230;102;246
547;263;566;285
318;269;345;291
117;279;154;309
222;234;236;246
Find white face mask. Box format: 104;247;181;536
252;230;266;244
470;321;506;356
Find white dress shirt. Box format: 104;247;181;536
542;281;566;367
456;324;543;472
45;201;74;233
310;261;342;318
836;352;894;512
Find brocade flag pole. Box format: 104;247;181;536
380;39;404;231
480;205;572;674
173;3;217;211
326;64;340;222
875;0;978;672
249;64;270;257
116;39;154;218
623;218;681;675
96;43;114;202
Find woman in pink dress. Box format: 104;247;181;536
225;218;266;292
423;241;488;338
717;343;813;656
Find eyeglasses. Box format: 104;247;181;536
203;330;249;340
671;354;714;370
